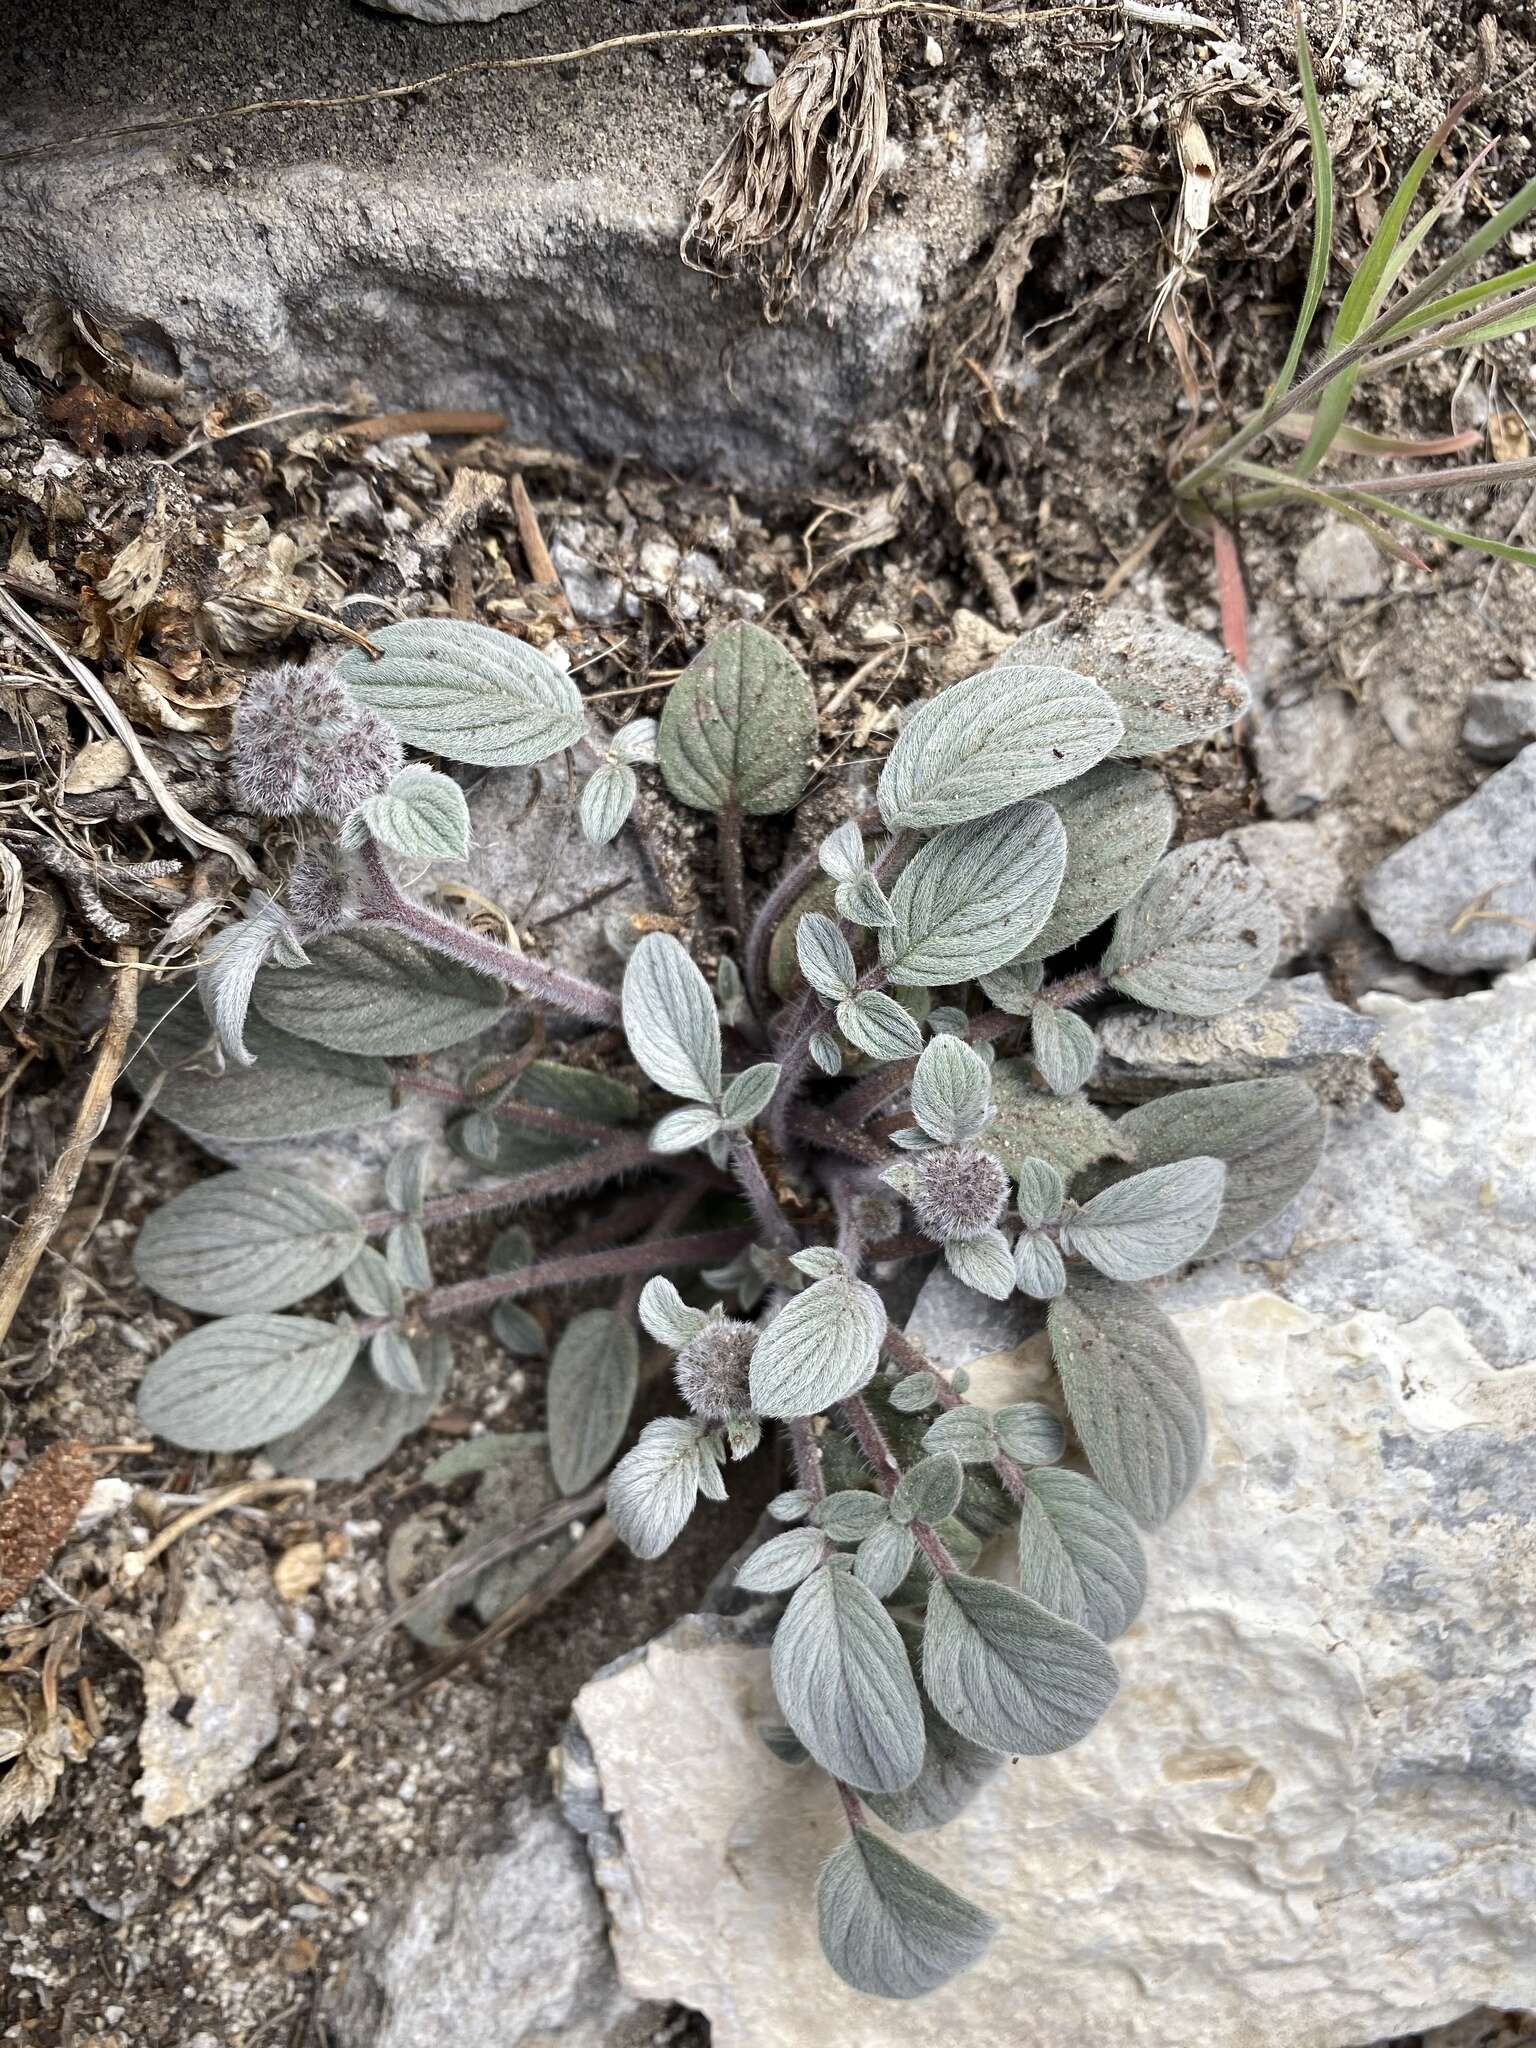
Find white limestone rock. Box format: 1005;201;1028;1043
570;1293;1536;2048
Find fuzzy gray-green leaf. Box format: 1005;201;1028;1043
750;1273;886;1418
877;664;1123;831
1031;1004;1096;1096
892;1451;963;1527
864;1669;1002;1835
796;912;857;1002
135;1008;394;1145
814;1490;891;1542
1013;1231;1066;1299
547;1309;641;1494
1015;1155;1066;1226
385;1219;432;1291
720;1061;782;1128
837;869;896;929
736;1527;830;1593
809;1030;843;1075
942;1229;1015;1301
1018;759;1175;959
255;927;505;1055
638;1276;709;1349
837;991;925;1062
370;1328;426;1395
492;1301;548;1357
992;1402;1065;1466
910;1035;991;1146
622;932;722;1104
1015;1467;1147;1641
922;1572;1120;1755
384;1141;430;1217
985;1062;1137;1181
770;1566;925;1794
607;1417;704;1559
342;1244;403;1318
133;1169;363;1315
1062;1156;1225;1281
1102;842;1280;1017
579;759;638;846
1048;1271;1207;1528
657;621;817;815
266;1346;447;1481
1000;609;1248;756
889;1371;938;1413
880;803;1067;988
337;617;584;767
138;1314;359;1452
341;764;471;860
817;1827;997;1999
921;1406;996;1464
854;1519;918;1598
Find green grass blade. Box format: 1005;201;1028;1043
1347;491;1536;569
1379;258;1536;343
1268;6;1334;406
1224;460;1430;564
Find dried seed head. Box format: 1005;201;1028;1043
304;706;404;822
674;1319;758;1421
285;850;355;934
910;1145;1009;1244
230;660;402;822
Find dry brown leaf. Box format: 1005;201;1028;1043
62;737;134;796
272;1541;325;1603
1489;411;1531;463
0;1684;93;1834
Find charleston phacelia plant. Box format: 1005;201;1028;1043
129;613;1324;1997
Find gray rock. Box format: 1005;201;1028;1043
1173;962;1536;1367
1252;685;1358;819
902;1260;1037;1368
1228;819;1351;966
324;1797;649;2048
1360;747;1536;974
1462;678;1536;763
1094;973;1382;1103
550;535;626;627
1295;517;1390;601
366;0;543;17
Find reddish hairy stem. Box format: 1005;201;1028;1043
885;1326;1032;1502
732;1134;800;1250
836;1780;866;1832
790;1416;827;1502
839;1392;904;1497
393;1070;624;1143
362;1130;687;1235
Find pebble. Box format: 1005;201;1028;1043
1461;678;1536;762
1227;819;1351;966
1295;518;1390;602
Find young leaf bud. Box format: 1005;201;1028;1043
908;1145;1009;1245
674;1318;758;1421
285;850;357;935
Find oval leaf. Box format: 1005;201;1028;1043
134;1169;363;1315
992;1402;1065;1466
942;1229;1015;1301
131;1004;394;1145
370;1328;426;1395
770;1566;925;1793
910;1035;991;1146
622;932;722;1105
1047;1271;1207;1527
547;1309;640;1494
255;927;505;1055
1013;1231;1067;1300
343;1245;404;1318
607;1417;704;1560
657;622;818;815
638;1276;710;1349
817;1827;997;1999
337;617;584;767
266;1345;447;1480
1062;1156;1226;1281
579;759;638;847
877;664;1123;831
922;1572;1120;1755
1015;1468;1147;1641
1018;760;1176;960
880;803;1067;988
999;610;1249;756
854;1520;919;1599
341;764;471;860
138;1314;359;1452
796;912;857;1003
1102;842;1280;1017
891;1451;964;1527
736;1527;830;1593
837;991;925;1062
1030;1005;1096;1097
749;1273;886;1419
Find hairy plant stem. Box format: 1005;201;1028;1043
743;806;885;1012
731;1133;799;1250
840;1391;904;1495
392;1069;624;1143
718;800;749;945
361;1129;718;1235
835;1780;866;1832
790;1415;827;1502
886;1326;1033;1502
357;838;622;1027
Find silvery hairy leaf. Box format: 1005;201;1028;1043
492;1301;547;1357
138;1314;360;1452
888;1127;939;1152
910;1035;991;1146
864;1639;1002;1835
1102;842;1280;1016
337;617;584;767
889;1371;938;1413
791;1247;845;1281
133;1169;363;1316
1014;1467;1147;1641
650;1104;724;1153
656;621;818;815
769;1488;813;1523
770;1564;925;1793
370;1328;426;1395
1013;1232;1067;1300
876;664;1123;831
836;991;925;1062
921;1406;996;1464
796;912;857;1002
891;1451;963;1528
726;1415;762;1459
1075;1077;1326;1256
1062;1156;1225;1282
816;1826;998;2000
1031;1004;1097;1097
547;1309;640;1494
343;1245;403;1318
1015;1155;1065;1226
999;609;1249;756
814;1490;889;1542
925;1006;969;1037
943;1229;1014;1301
715;954;746;1028
385;1141;430;1218
385;1219;432;1290
514;1060;640;1125
1048;1271;1207;1528
819;819;869;884
255;927;505;1056
749;1272;886;1418
978;958;1044;1014
992;1402;1065;1466
837;869;896;930
922;1572;1120;1756
984;1061;1136;1182
1018;760;1175;960
340;763;471;861
622;932;722;1105
695;1434;730;1502
612;716;658;766
266;1337;449;1481
736;1527;830;1593
638;1275;710;1349
854;1520;918;1599
199;892;308;1068
607;1416;707;1559
759;1722;809;1765
578;759;638;847
809;1030;843;1075
490;1224;533;1269
880;803;1067;988
720;1061;781;1128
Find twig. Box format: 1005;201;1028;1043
339;410;506;445
161;400;345;469
212;594;384;658
0;949;140;1347
509;474;565;596
395;1226;755;1329
117;1478;316;1584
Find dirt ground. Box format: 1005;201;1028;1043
5;0;1536;2041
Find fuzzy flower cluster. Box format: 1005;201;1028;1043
674;1319;757;1420
907;1144;1009;1243
230;660;402;823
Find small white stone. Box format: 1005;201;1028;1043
743;45;776;88
923;34;944;64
